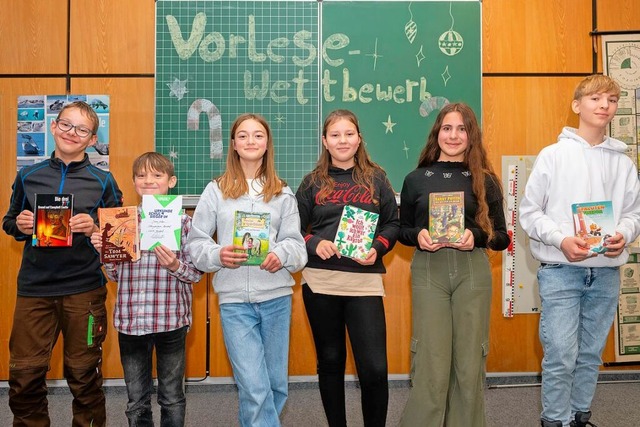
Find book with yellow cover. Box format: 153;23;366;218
98;206;140;262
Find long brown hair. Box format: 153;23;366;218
307;109;385;205
216;113;285;202
417;103;501;241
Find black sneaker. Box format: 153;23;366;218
569;411;597;427
541;420;562;427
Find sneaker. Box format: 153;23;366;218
541;420;563;427
569;411;598;427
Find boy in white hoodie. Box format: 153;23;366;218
520;75;640;427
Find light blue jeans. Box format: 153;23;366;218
538;263;619;425
220;295;292;427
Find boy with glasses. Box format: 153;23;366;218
2;100;123;426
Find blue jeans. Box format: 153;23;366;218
220;295;292;427
118;326;188;427
537;264;619;425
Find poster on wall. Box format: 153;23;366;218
602;33;640;362
602;34;640;171
16;95;110;171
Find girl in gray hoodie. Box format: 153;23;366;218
188;113;307;427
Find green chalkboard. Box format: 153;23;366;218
155;0;480;195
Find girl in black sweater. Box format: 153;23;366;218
296;110;399;427
398;103;509;427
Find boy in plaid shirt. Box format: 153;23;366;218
92;152;202;426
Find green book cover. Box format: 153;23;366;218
233;211;271;266
334;205;379;260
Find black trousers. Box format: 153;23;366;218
302;284;388;427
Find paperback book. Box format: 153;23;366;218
429;191;465;243
98;206;140;262
572;200;615;254
140;194;183;251
233;211;271;266
334;205;379;260
32;193;74;247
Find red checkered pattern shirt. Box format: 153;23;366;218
104;214;203;335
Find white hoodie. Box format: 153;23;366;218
519;127;640;267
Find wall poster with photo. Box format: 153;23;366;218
16;94;110;171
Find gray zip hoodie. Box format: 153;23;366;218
188;181;307;304
519;127;640;267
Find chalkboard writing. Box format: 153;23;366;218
155;0;480;195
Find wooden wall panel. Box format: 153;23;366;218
483;0;592;73
70;0;155;74
0;1;68;74
593;0;640;72
596;0;640;31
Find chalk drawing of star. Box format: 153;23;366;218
169;145;179;162
383;115;397;134
403;141;410;159
416;45;426;67
365;38;383;71
167;78;188;101
441;66;452;86
275;114;286;126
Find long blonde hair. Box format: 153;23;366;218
417;103;501;242
216;113;285;202
305;109;384;205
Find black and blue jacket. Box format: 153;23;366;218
3;154;122;297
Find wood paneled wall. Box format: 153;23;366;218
0;0;638;380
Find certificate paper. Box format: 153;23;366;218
140;195;183;251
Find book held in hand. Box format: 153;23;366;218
98;206;140;262
572;200;615;254
233;211;271;266
429;191;464;243
334;205;379;260
32;193;74;247
140;194;183;251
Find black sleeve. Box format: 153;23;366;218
398;174;421;247
371;172;399;256
2;171;30;241
295;176;321;255
485;175;510;251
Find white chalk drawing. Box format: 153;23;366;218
416;45;426;68
403;141;410;160
438;2;464;56
419;96;450;117
404;3;417;44
365;38;383;71
382;115;397;134
169;145;179;162
441;65;452;86
167;77;188;101
275;114;286;126
187;99;223;159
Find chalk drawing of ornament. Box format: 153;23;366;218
438;2;464;56
419;96;450;117
405;3;417;44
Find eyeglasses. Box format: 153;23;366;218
55;119;95;138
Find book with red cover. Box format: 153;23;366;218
32;193;74;247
